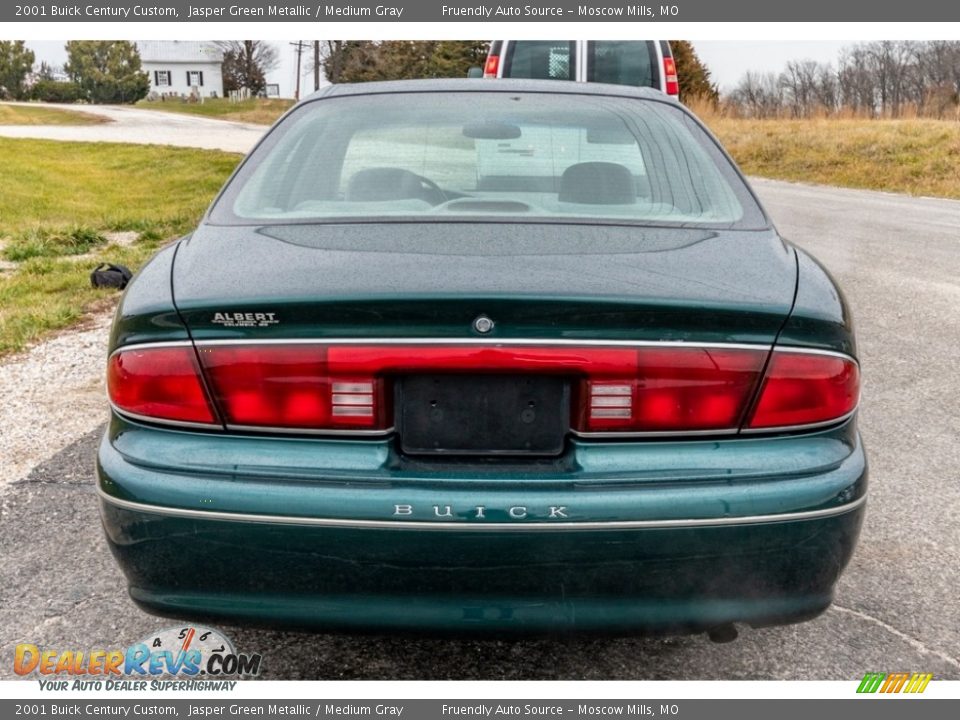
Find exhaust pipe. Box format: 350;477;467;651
707;624;739;643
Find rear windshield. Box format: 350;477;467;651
587;41;657;88
211;91;766;229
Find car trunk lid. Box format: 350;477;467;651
168;222;797;450
173;222;796;344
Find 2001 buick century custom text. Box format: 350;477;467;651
98;79;866;637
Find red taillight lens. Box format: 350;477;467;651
577;348;766;433
663;56;679;96
109;343;858;436
483;55;500;78
108;346;217;425
198;345;386;430
747;351;859;430
327;345;634;375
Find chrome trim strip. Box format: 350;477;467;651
773;346;861;366
112;403;395;437
739;408;859;435
109;338;778;363
108;341;194;360
578;407;858;440
223;423;395;437
572;427;740;439
110;404;223;431
110;338;856;365
110;338;860;367
190;338;774;351
96;487;866;532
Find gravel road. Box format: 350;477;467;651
0;314;112;488
0;102;264;153
1;165;959;676
0;104;258;485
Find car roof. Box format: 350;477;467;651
302;78;672;104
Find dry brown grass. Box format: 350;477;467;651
135;97;294;125
0;103;108;126
687;100;960;199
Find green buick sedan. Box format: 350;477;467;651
98;79;865;639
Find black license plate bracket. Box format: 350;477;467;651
398;375;569;456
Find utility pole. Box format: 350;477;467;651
314;41;320;92
290;41;308;100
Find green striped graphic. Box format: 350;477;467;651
857;672;886;693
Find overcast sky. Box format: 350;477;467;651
694;41;850;93
26;40;854;99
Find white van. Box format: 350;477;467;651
482;41;679;98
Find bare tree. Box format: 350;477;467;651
910;41;960;118
780;59;821;118
837;46;876;116
814;63;839;114
727;41;960;119
730;71;783;118
865;41;912;117
216;41;279;96
309;41;349;85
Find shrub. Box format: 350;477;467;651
29;80;83;104
64;41;150;105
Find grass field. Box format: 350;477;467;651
135;97;294;125
0;104;107;126
704;115;960;200
0;138;240;355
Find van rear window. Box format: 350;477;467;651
587;41;657;88
502;41;576;80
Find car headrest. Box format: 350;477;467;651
558;162;636;205
347;167;422;202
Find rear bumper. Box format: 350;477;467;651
98;414;867;634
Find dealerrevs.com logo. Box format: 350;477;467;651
15;626;261;689
856;672;934;694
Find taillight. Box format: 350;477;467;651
576;348;766;433
108;346;217;425
663;55;679;96
199;343;765;434
198;346;387;430
108;342;858;436
747;351;859;430
483;55;500;78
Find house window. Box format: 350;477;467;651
154;70;171;87
187;71;204;87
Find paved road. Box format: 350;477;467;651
2;176;959;680
0;102;264;153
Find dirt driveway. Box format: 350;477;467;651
0;102;265;153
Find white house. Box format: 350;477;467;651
137;41;224;99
